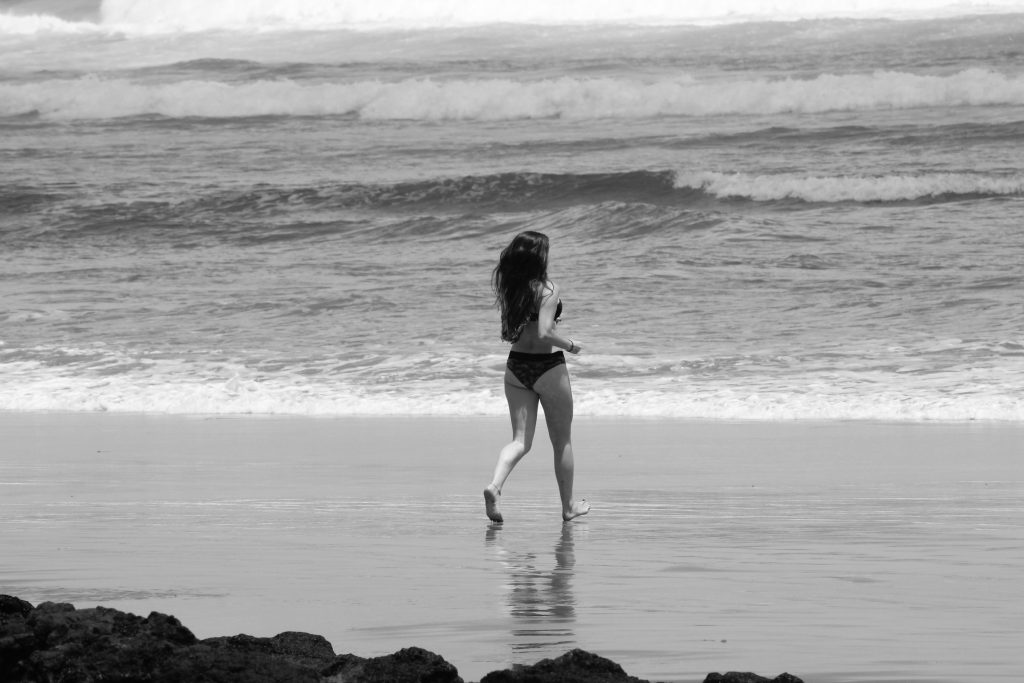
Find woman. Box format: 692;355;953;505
484;231;590;523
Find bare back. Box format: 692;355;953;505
510;281;561;354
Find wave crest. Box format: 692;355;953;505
4;69;1024;121
676;170;1024;203
13;171;1021;235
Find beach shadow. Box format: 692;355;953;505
485;522;577;656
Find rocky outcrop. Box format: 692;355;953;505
0;595;802;683
479;648;649;682
704;673;804;683
323;647;463;682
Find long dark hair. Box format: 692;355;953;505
492;231;549;342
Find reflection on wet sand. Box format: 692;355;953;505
486;522;576;657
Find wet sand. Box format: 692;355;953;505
1;412;1022;682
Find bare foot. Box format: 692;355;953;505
484;485;503;523
562;499;590;521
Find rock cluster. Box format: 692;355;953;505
0;595;801;683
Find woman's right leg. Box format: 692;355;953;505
485;371;539;522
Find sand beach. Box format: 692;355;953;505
2;412;1021;682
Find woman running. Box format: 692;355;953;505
485;231;590;523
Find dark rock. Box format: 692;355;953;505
0;595;326;682
479;648;649;683
704;673;804;683
1;594;802;683
165;639;324;683
323;646;464;682
2;600;198;682
0;595;33;618
203;631;337;671
0;596;36;680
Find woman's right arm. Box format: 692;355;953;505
535;282;582;354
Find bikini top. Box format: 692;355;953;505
506;298;562;343
528;298;562;322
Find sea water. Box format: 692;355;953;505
2;0;1024;420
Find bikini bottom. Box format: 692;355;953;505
506;350;566;392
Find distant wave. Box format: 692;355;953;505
204;171;1024;211
4;69;1024;121
675;171;1024;203
15;171;1021;244
94;0;1024;32
10;171;1022;243
17;173;681;241
219;171;680;211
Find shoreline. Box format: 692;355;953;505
2;412;1022;682
6;406;1024;422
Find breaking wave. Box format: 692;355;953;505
7;169;1021;254
675;170;1024;203
2;346;1022;420
189;170;1024;210
4;69;1024;121
7;171;1022;242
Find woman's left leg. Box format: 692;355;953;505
534;364;590;521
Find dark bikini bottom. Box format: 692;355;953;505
506;351;566;392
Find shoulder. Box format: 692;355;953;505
539;280;559;300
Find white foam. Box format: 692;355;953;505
675;170;1024;202
2;358;1022;421
6;69;1024;121
574;387;1024;421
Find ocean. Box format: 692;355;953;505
2;1;1024;420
